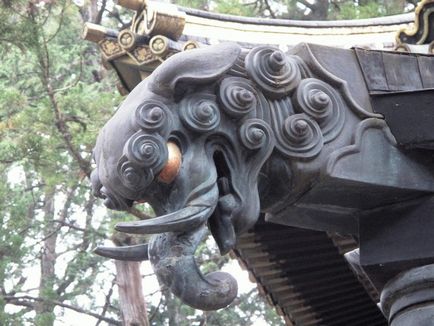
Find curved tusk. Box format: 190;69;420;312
94;243;149;261
149;224;238;310
115;206;212;234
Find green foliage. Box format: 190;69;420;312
331;1;408;20
35;312;56;326
172;0;414;20
0;1;120;325
176;0;209;10
0;0;412;325
214;0;256;16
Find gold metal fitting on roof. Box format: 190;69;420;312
396;0;434;45
183;40;199;51
149;35;169;56
118;30;148;51
82;22;118;43
133;2;185;40
116;0;146;11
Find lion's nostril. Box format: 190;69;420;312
100;187;109;199
158;142;182;184
100;186;132;211
90;169;103;197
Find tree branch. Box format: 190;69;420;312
148;294;163;323
263;0;276;18
58;184;80;223
81;196;97;250
95;0;107;25
51;219;107;239
3;295;121;325
95;276;116;326
298;0;315;10
127;206;153;220
46;1;68;43
104;8;129;29
33;18;92;177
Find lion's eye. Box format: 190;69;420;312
158;142;182;184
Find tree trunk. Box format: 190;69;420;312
35;189;57;326
115;260;149;326
163;289;187;326
309;0;329;20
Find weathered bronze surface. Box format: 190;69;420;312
381;264;434;326
88;1;434;324
91;38;434;315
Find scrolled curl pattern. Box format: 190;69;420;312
180;94;221;132
293;78;345;143
124;131;168;172
218;77;257;118
239;119;272;151
133;100;172;136
279;113;323;158
245;46;301;99
117;156;154;191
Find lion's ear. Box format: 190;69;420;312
148;42;241;97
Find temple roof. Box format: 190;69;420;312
82;0;433;95
234;217;387;325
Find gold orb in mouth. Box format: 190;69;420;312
158;142;182;184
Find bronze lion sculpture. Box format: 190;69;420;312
90;42;434;318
